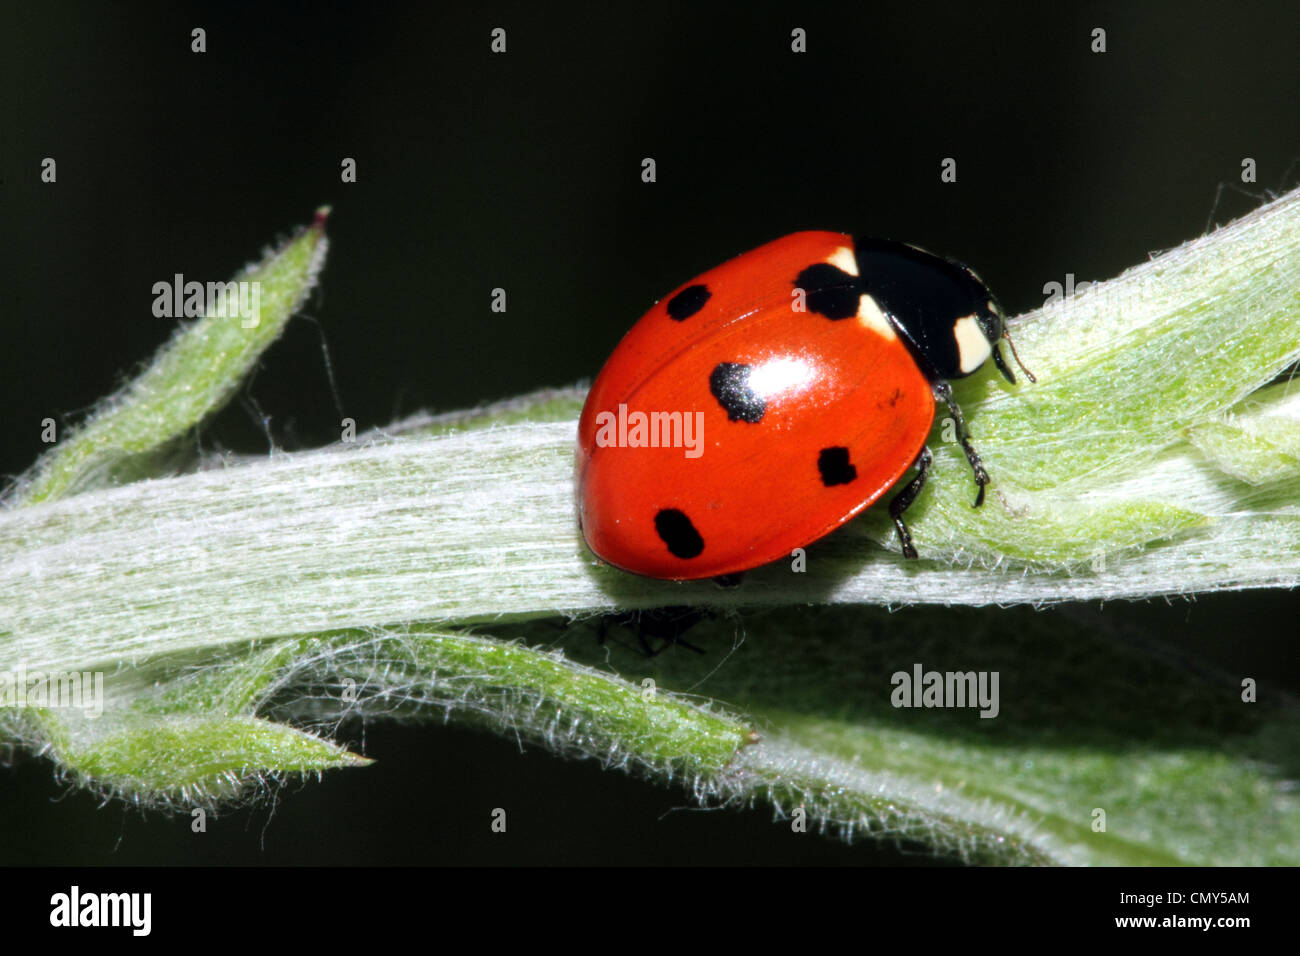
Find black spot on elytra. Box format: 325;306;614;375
818;446;858;486
795;263;861;320
709;362;765;423
666;284;711;320
655;508;704;559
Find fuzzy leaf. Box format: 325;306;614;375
12;209;331;506
3;193;1300;863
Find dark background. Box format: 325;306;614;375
1;2;1297;864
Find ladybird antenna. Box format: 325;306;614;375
1002;328;1037;384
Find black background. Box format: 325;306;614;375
2;2;1297;865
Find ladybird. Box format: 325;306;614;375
576;232;1031;581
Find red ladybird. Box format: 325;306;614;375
576;232;1030;581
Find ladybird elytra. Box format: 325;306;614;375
576;232;1025;581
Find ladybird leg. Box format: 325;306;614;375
712;573;744;589
889;446;933;559
933;380;990;508
668;635;707;656
597;613;654;655
639;627;706;657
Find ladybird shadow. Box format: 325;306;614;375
523;592;1298;782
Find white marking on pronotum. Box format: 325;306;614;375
827;245;859;277
953;314;992;373
856;293;898;340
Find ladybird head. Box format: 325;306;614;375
972;295;1018;385
935;259;1014;384
970;291;1034;386
926;259;1028;386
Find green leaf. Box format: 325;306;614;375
32;711;368;801
1188;382;1300;485
13;209;331;506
